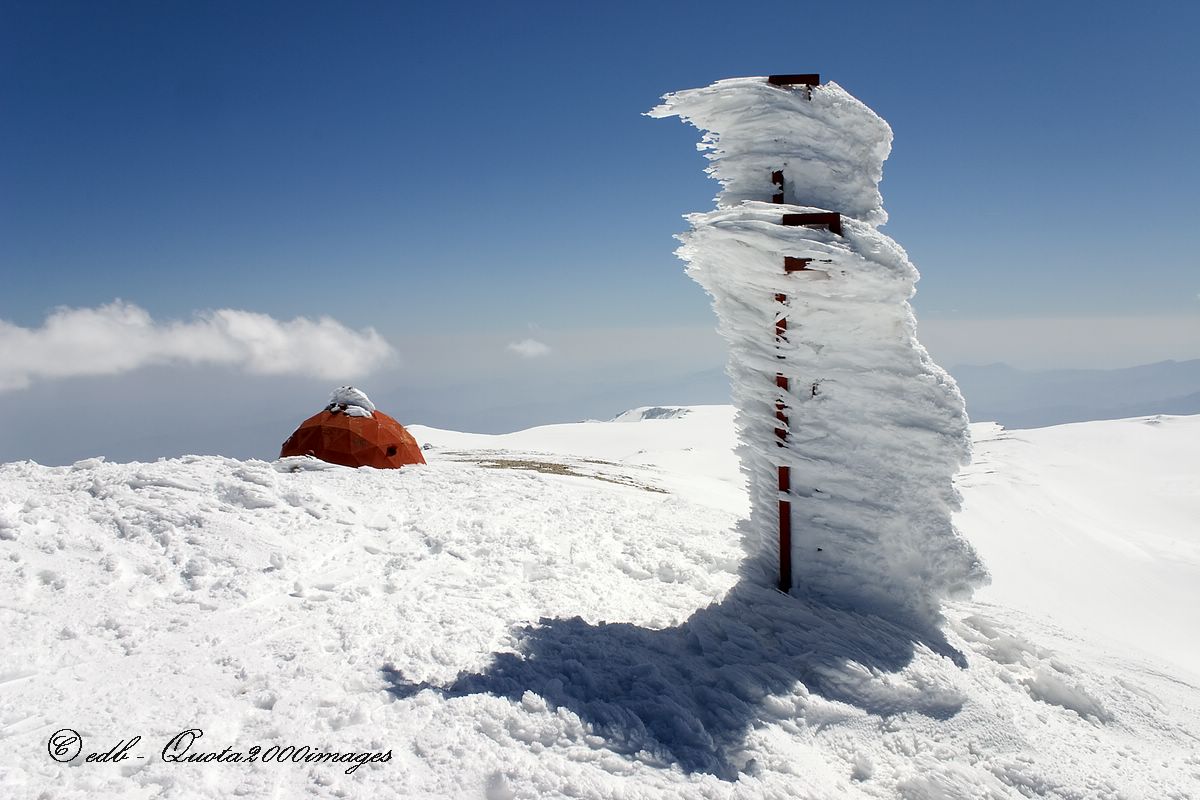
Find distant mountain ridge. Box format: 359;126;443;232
610;406;693;422
949;359;1200;428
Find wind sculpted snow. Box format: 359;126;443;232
651;78;985;625
646;78;892;223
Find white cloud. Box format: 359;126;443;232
0;301;396;392
506;338;551;358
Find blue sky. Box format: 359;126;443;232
2;1;1198;460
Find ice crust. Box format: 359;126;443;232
652;78;985;624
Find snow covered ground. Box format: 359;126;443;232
957;415;1200;683
2;408;1198;798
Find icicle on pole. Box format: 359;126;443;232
649;75;987;626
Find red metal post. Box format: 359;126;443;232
773;170;792;592
768;77;828;593
778;203;847;591
778;498;792;589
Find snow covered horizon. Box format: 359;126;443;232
3;355;1199;468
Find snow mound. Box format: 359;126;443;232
653;79;983;625
611;406;693;422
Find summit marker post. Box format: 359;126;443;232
649;74;984;624
767;74;828;593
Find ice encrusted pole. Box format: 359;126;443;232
649;76;987;626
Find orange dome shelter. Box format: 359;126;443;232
280;387;425;469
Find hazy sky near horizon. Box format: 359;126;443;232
2;1;1199;460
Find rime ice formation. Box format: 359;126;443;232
649;77;986;624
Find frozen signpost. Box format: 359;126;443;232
650;75;986;626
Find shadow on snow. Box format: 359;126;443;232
381;576;965;780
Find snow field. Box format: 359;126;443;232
958;415;1200;682
0;453;740;798
2;412;1199;798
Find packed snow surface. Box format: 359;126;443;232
653;78;982;624
2;410;1198;798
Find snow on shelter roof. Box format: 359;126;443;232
647;77;893;226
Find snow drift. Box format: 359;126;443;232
650;78;985;624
